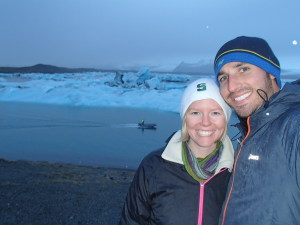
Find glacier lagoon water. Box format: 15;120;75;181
0;102;183;169
0;102;240;169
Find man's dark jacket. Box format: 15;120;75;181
219;79;300;225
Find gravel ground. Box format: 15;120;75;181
0;158;135;225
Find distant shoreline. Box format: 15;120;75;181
0;63;299;79
0;63;213;76
0;63;115;74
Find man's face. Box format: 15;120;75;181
217;62;279;118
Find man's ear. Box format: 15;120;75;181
269;73;276;80
268;73;280;92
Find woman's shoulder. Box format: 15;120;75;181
133;148;165;179
141;148;164;166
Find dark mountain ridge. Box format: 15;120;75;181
0;64;100;74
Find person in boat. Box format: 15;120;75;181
119;78;234;225
138;120;156;129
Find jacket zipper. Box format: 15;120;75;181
221;117;251;225
197;168;228;225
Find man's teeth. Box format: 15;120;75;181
235;92;251;102
199;131;213;136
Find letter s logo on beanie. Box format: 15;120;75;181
197;83;206;91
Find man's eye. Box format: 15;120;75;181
218;75;227;83
240;67;249;72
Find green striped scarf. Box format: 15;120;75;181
182;141;223;182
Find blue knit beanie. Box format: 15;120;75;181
214;36;281;88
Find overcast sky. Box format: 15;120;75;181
0;0;299;71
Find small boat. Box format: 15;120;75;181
138;122;157;129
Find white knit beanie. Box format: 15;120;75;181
180;78;232;121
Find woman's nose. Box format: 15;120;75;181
201;114;211;126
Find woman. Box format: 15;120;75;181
119;78;234;225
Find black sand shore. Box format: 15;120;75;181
0;158;135;225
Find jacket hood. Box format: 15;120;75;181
271;79;300;105
161;130;234;173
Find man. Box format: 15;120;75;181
214;36;300;225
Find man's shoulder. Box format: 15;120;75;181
279;103;300;121
282;79;300;92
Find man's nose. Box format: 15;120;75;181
228;75;242;93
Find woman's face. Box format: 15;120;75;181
185;99;226;153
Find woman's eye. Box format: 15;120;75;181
211;111;222;117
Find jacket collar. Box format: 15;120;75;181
238;79;300;137
161;130;234;173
